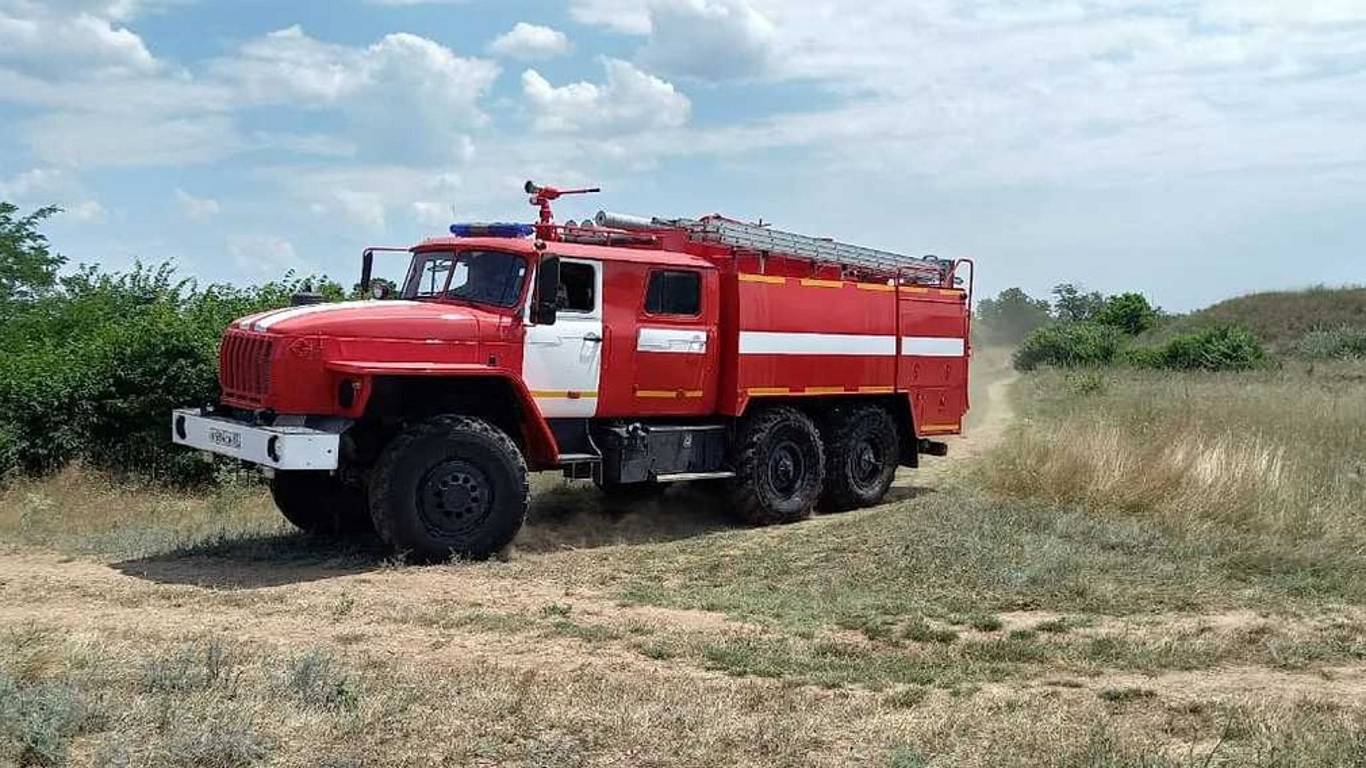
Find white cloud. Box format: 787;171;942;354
0;167;104;221
175;188;219;220
0;2;158;76
412;200;455;227
522;58;690;133
488;22;570;61
569;0;652;34
1200;0;1366;26
24;112;243;168
224;26;497;116
637;0;775;80
227;234;307;277
218;26;499;161
249;131;357;158
65;199;106;221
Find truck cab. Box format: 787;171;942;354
173;184;971;562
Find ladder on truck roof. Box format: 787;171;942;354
594;210;952;283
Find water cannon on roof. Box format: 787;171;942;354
526;180;600;238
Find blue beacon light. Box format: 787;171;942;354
450;222;535;238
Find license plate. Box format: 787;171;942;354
208;427;242;450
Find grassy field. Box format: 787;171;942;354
2;357;1366;766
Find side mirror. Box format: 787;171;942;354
531;255;560;325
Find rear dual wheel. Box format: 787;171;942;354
819;404;899;512
729;406;826;525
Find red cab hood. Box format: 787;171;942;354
235;300;496;340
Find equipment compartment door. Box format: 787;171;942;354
631;268;717;415
524;258;603;418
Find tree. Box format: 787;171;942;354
1095;292;1159;335
1051;283;1105;323
976;287;1051;344
0;203;65;302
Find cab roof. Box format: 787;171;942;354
414;236;714;270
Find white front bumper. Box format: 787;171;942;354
171;409;342;471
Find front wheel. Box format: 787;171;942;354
729;406;825;525
368;415;529;563
270;471;372;537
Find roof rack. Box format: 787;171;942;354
682;216;948;281
594;210;950;283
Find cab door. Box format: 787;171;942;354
523;257;603;418
631;268;717;415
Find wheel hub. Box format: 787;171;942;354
419;460;493;537
849;435;887;490
767;439;805;498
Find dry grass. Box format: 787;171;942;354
985;363;1366;542
0;466;285;559
4;627;1365;768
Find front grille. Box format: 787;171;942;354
219;329;275;404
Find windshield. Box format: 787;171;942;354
401;250;527;307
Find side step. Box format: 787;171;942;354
556;453;601;464
558;453;600;481
654;470;735;482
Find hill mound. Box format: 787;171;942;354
1143;285;1365;352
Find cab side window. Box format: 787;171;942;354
645;270;701;316
557;261;596;312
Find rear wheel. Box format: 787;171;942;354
729;406;825;525
368;415;528;563
819;404;899;512
270;471;373;537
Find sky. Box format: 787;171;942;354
0;0;1363;311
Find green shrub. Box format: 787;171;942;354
0;421;18;481
0;262;335;486
1123;325;1268;372
1151;325;1267;371
1094;292;1159;335
1298;326;1366;360
1012;322;1125;371
1118;346;1165;369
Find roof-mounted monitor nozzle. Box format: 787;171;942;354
526;180;600;239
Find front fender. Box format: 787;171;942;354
325;361;561;470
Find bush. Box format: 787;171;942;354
0;263;323;486
1298;327;1366;360
1013;322;1125;371
1125;325;1269;372
1094;292;1158;335
0;421;18;481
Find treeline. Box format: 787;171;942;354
976;283;1268;372
0;203;331;485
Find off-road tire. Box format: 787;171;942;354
270;471;373;537
368;415;528;563
729;406;825;525
819;404;899;512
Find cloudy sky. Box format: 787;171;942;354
1;0;1362;309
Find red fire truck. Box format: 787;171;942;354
172;183;973;561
